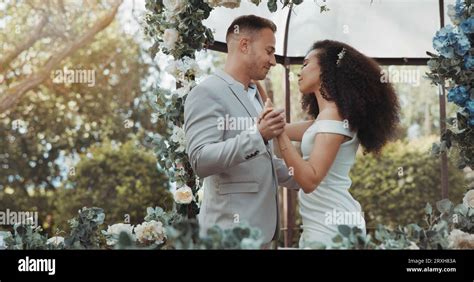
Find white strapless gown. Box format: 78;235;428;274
298;120;366;248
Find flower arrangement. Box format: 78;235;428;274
0;206;264;250
427;0;473;169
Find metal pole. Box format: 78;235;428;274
282;3;296;248
438;0;449;199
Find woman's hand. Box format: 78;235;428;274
258;98;274;124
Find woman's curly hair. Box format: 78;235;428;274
301;40;400;155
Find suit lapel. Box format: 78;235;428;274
228;84;259;118
214;70;259;118
215;70;273;152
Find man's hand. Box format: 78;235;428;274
257;99;285;142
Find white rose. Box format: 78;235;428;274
448;229;474;249
170;125;186;152
463;189;474;209
103;223;135;246
174;185;193;204
166;59;185;82
166;57;202;83
181;56;202;77
134;220;166;245
174;81;195;98
46;236;65;247
165;60;178;75
163;0;186;13
162;28;179;50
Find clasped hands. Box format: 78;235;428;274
257;98;286;142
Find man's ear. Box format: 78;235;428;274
239;37;250;54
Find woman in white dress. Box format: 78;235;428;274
259;40;400;248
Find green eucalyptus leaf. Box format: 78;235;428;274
338;225;351;237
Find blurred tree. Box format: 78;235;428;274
0;0;123;113
52;140;173;233
0;0;165;195
350;136;467;230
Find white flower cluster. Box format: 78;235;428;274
102;221;167;246
102;223;135;246
162;28;180;51
448;229;474;249
174;185;194;204
463;189;474;209
170;125;186;152
163;0;186;23
134;220;167;245
173;80;196;99
165;56;202;83
46;236;65;247
204;0;241;9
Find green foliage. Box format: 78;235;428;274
65;207;105;249
144;0;212;217
1;197;470;250
165;220;264;250
2;222;47;250
322;196;474;250
144;206;183;226
0;206;265;250
350;137;468;229
144;0;214;59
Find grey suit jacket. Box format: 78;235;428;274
184;69;300;244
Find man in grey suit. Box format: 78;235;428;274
184;15;300;246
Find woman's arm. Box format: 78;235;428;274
276;131;345;193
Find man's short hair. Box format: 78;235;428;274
226;15;277;42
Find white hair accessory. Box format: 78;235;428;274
336;48;346;66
